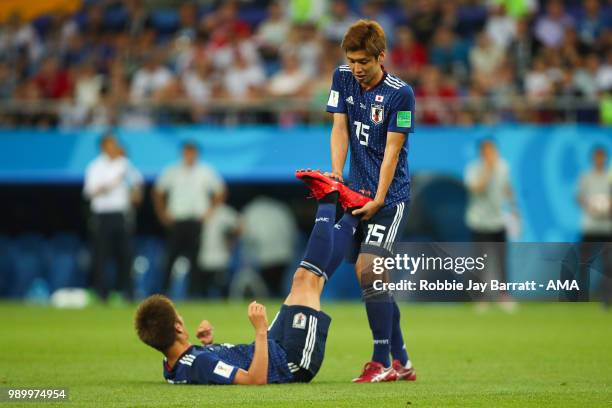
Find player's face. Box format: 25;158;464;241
346;50;384;87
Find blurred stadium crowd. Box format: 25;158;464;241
1;0;611;128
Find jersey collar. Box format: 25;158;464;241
360;66;387;92
165;345;195;372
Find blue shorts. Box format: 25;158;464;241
346;201;410;263
268;305;331;383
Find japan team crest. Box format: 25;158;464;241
370;104;384;125
292;313;307;329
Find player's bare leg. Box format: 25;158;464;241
283;268;326;311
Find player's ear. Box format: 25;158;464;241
175;319;184;334
377;51;385;64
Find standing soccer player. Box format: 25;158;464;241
325;20;416;382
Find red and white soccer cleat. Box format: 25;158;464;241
338;183;372;210
352;361;398;383
295;169;342;200
392;360;416;381
295;169;372;210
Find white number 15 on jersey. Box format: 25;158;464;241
354;121;370;146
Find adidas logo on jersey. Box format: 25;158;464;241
345;96;354;105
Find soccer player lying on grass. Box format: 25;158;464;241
134;170;373;385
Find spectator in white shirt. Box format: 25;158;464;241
130;52;175;104
153;141;226;297
84;133;143;302
534;0;574;48
222;49;266;100
255;1;290;61
267;52;311;97
485;4;517;50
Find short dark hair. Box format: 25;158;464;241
341;19;386;57
478;138;496;150
134;295;178;353
182;140;200;151
99;132;116;148
592;145;607;157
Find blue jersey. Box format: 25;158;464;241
163;341;293;385
326;65;416;208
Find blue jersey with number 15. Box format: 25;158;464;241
326;65;415;209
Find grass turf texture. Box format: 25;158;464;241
1;302;611;407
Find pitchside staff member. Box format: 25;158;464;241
153;141;225;297
84;133;143;301
575;146;611;303
464;139;519;306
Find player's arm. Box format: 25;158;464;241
353;132;406;220
325;67;348;181
233;301;269;385
330;113;349;181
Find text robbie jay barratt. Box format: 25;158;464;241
374;279;580;292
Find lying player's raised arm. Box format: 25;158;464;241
233;302;269;385
330;112;349;181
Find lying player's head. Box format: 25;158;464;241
341;19;386;86
134;295;188;354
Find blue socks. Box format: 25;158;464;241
299;202;336;280
301;192;360;281
362;289;393;367
325;213;360;279
390;300;409;366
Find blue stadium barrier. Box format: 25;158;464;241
0;236;14;297
1;125;609;242
133;236;165;299
45;233;85;291
411;176;471;242
10;234;47;298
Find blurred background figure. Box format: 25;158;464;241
197;190;241;298
578;146;612;243
464;139;519;309
575;146;612;303
152;141;225;298
240;196;298;298
84;133;143;302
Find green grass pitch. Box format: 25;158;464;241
1;302;611;407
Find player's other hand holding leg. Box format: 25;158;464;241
248;301;268;334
